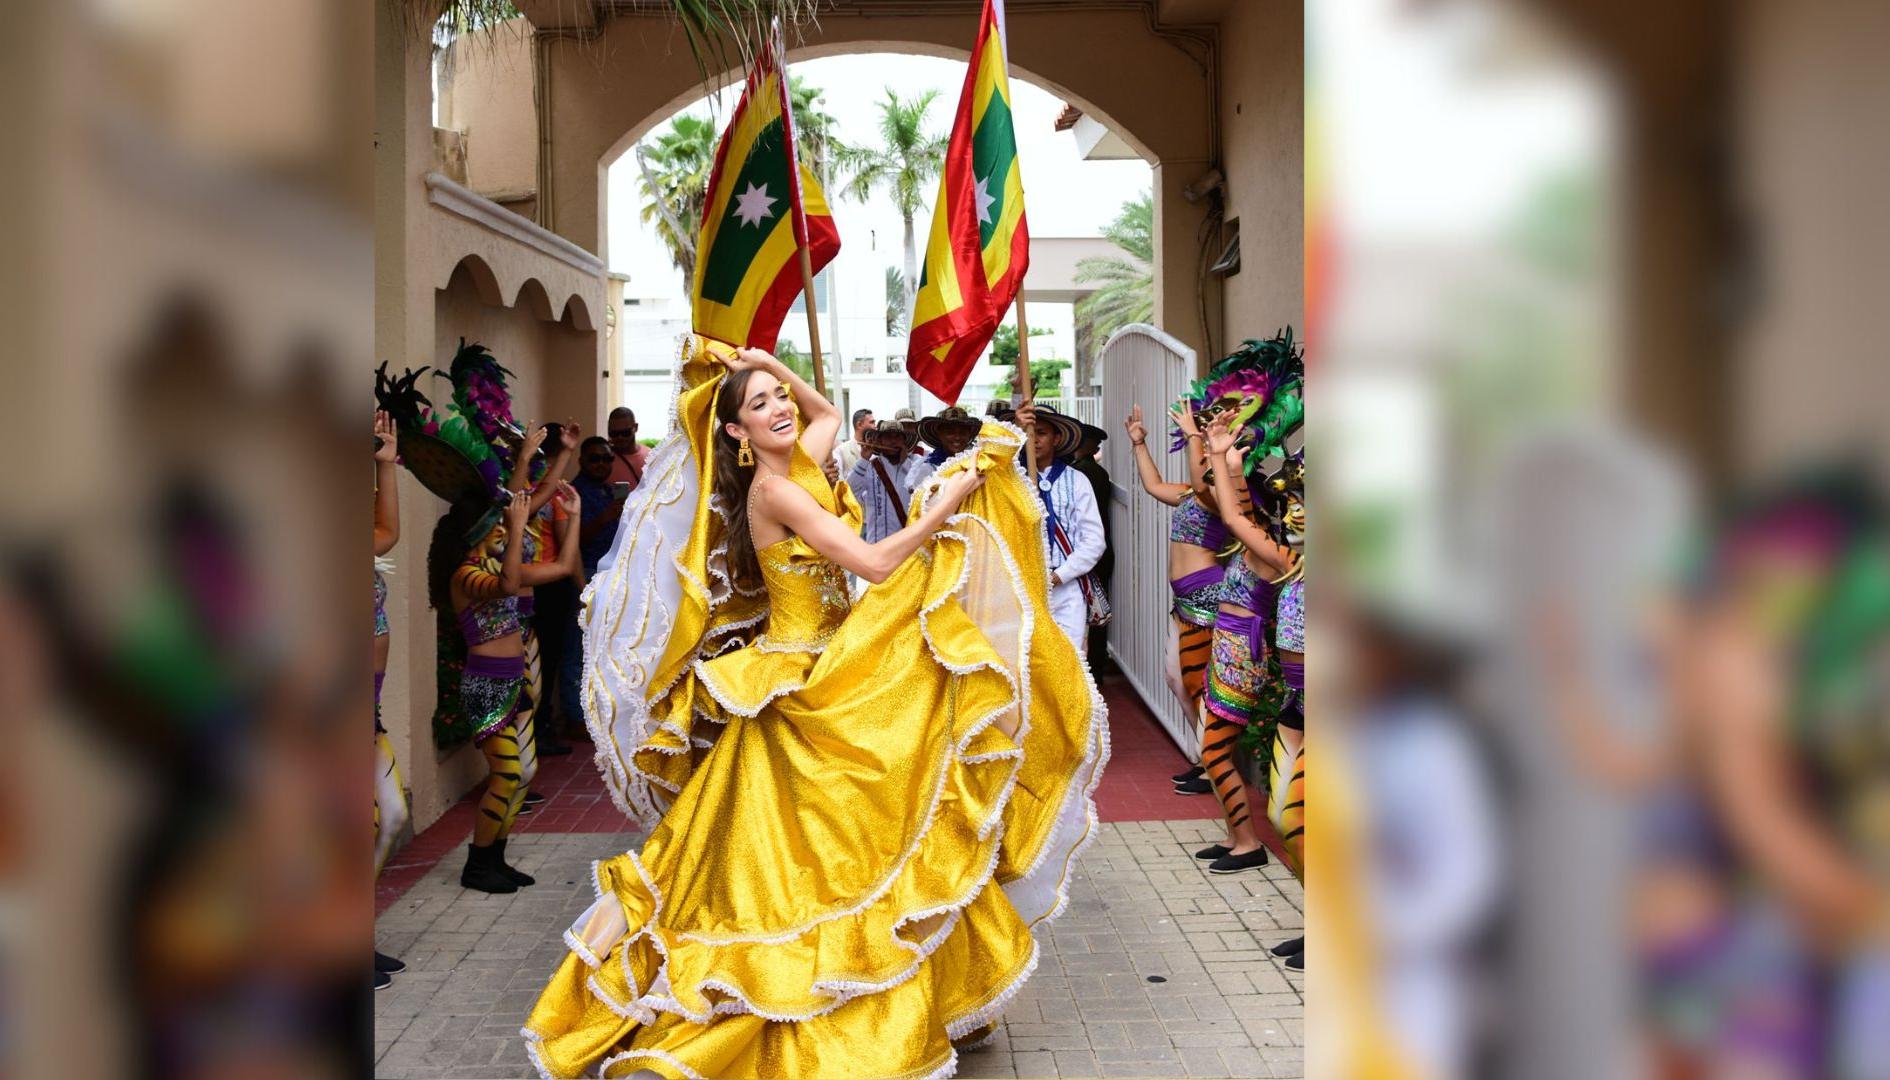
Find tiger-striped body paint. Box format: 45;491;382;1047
461;656;538;846
1268;729;1304;879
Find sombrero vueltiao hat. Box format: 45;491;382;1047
1027;404;1085;460
918;406;984;449
861;419;919;455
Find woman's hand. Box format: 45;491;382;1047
713;345;777;374
558;421;581;453
373;410;399;463
935;466;986;510
519;423;549;461
1124;405;1148;447
553;481;580;518
503;490;531;531
1205;415;1238;457
1169;403;1201;440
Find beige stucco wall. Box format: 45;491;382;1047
1217;0;1305;349
438;19;540;207
1733;0;1890;477
377;4;607;836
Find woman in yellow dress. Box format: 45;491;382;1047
522;342;1108;1079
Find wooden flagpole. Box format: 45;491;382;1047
1014;292;1039;481
778;18;829;400
797;247;828;398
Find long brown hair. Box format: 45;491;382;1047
713;368;764;592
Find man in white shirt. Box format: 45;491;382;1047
830;408;874;481
846;422;917;544
1014;402;1105;656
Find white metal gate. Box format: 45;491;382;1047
1098;324;1200;757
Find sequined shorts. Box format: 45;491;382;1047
462;655;525;743
1205;625;1265;723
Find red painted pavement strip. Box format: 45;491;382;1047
377;673;1229;915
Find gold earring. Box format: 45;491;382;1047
738;436;753;467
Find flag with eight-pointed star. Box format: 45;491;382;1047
690;42;840;352
905;0;1029;405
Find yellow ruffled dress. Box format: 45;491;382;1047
526;352;1106;1079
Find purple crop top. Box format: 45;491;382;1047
458;596;522;646
1170;494;1230;550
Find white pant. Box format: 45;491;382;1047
1049;579;1088;657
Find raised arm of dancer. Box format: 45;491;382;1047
373;410;400;556
525;422;579;515
1171;405;1214;503
1124;405;1187;506
518;484;586;588
1532;599;1677;793
724;345;842;471
761;467;985;584
1204;421;1294;575
1695;613;1885;944
498;491;531;595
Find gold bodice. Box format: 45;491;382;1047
755;534;851;649
749;444;861;651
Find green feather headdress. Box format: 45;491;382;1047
1170;327;1305;480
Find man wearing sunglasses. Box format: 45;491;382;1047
606;406;648;490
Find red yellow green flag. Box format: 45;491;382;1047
691;43;840;352
906;0;1029;405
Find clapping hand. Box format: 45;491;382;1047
519;423;550;459
553;480;581;517
503;490;531;530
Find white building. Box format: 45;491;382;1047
614;234;1080;434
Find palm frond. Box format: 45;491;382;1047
884;267;907;334
1073;191;1155;343
653;0;824;85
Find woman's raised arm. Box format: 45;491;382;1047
1124;405;1188;506
762;467;985;585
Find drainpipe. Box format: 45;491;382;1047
533;28;554;231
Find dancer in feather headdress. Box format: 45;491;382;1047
1203;330;1306;965
372;403;410;988
374;345;583;894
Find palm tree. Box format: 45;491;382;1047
635;114;719;286
787;77;839;181
1074;191;1155;345
884;267;907;336
833;89;948;334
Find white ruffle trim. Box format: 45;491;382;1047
597;1045;705;1080
946;937;1043;1041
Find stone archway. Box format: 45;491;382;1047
532;4;1222;358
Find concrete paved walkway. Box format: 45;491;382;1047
374;819;1302;1079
